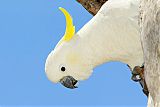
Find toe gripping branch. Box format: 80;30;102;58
127;64;149;97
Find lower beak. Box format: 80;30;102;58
60;76;78;89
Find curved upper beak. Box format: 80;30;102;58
60;76;78;89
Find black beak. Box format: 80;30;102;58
60;76;78;89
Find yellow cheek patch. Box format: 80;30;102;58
67;53;80;65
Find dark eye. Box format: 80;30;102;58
61;66;66;72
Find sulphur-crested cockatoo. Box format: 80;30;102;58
45;0;143;89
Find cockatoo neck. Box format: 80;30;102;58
75;32;142;71
74;34;113;69
76;11;143;70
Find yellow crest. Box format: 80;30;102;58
59;7;75;42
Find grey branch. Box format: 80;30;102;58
140;0;160;106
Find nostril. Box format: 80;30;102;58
73;80;78;85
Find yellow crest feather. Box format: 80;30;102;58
59;7;75;42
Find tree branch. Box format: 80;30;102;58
76;0;108;15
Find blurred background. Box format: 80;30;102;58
0;0;147;106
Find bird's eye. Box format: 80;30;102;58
61;66;66;72
59;64;66;72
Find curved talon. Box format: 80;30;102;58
143;88;149;97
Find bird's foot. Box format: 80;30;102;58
128;64;149;97
131;66;144;82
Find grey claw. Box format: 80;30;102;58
143;89;149;97
131;75;142;82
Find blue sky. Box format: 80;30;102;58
0;0;147;106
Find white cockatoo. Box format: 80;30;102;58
45;0;143;89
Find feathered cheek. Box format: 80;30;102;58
72;69;93;81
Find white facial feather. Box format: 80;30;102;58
45;36;93;83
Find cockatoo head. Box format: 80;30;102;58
45;7;93;89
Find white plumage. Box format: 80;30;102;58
45;0;143;86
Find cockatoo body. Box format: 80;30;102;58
45;0;143;89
